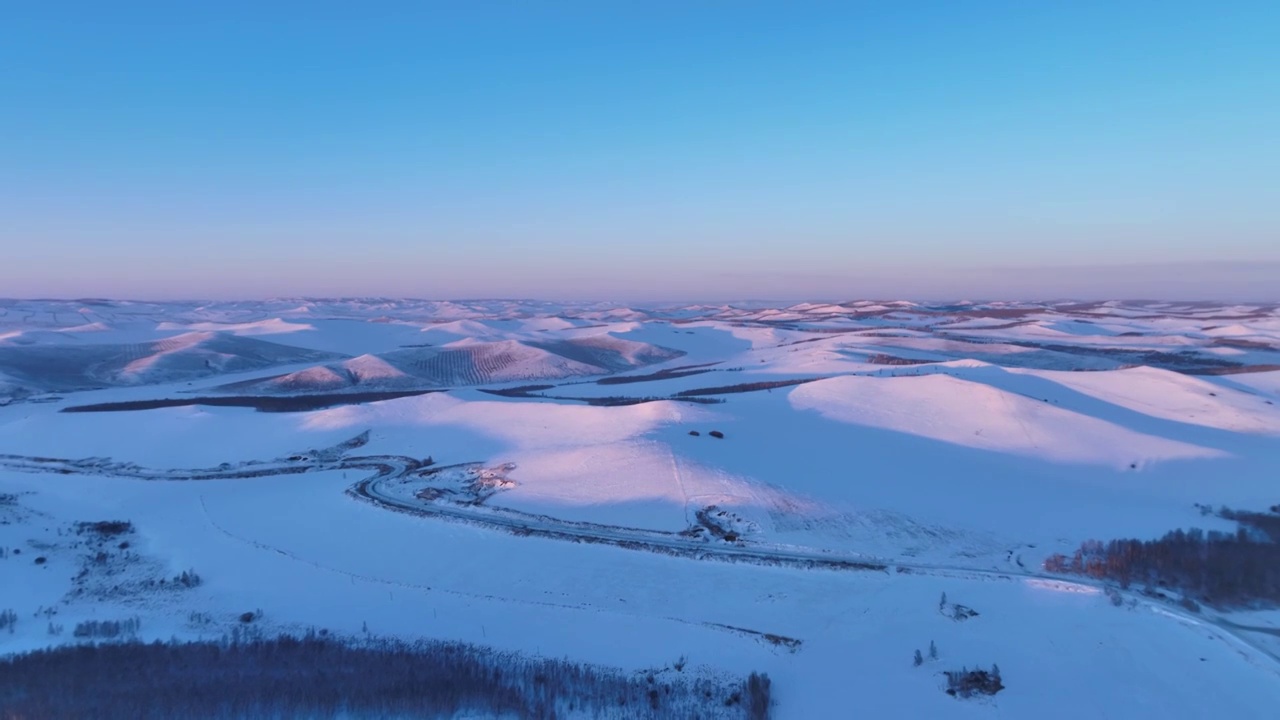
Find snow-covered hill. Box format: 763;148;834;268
220;335;685;393
0;331;343;392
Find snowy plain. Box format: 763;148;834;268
2;297;1279;718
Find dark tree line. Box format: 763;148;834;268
675;378;819;397
72;617;141;639
477;386;726;406
1044;507;1280;607
61;390;441;414
583;395;724;407
864;354;932;366
0;633;771;719
596;367;715;385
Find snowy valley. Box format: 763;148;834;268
2;297;1279;718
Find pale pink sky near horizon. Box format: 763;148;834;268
3;260;1277;303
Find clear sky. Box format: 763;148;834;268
2;2;1277;301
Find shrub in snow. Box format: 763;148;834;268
944;665;1004;698
745;672;771;720
75;520;134;537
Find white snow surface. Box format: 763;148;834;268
789;373;1222;466
1;298;1279;718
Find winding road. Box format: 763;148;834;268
3;444;1278;674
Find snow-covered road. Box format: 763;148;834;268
4;445;1276;677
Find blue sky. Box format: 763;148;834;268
2;2;1277;300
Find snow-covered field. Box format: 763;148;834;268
2;298;1279;718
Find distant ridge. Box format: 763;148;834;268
219;335;685;394
0;332;343;393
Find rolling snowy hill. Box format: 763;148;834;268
220;335;685;393
0;331;343;393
